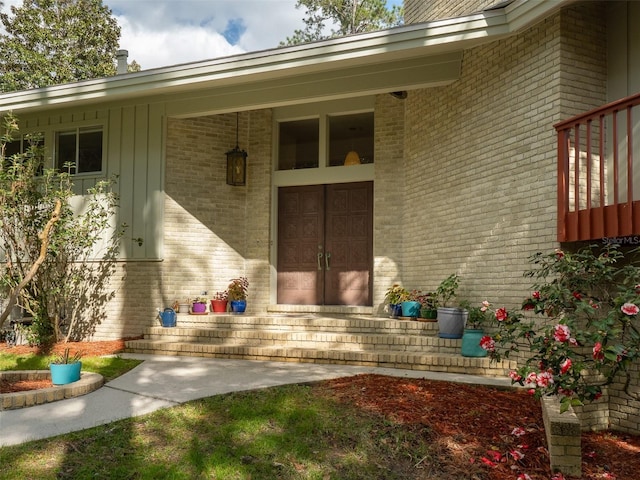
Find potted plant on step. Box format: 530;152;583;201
417;291;438;320
459;300;490;357
384;284;409;318
400;289;422;319
210;290;228;313
49;348;82;385
227;277;249;313
435;274;468;338
191;297;208;314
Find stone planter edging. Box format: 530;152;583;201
0;370;104;411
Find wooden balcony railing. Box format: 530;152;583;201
555;92;640;242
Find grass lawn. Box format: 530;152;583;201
0;383;433;480
0;353;142;382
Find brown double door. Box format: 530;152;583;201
277;182;373;306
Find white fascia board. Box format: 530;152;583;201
0;0;570;114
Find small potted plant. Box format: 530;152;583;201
384;284;409;318
191;297;208;314
210;290;228;313
435;274;468;338
49;348;82;385
459;300;490;357
227;277;249;313
417;292;438;320
400;289;422;318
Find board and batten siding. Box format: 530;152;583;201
20;103;165;261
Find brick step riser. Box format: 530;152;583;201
169;315;439;334
140;336;461;354
125;342;514;377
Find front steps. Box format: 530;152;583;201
124;313;516;377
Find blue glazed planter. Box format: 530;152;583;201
230;300;247;313
401;301;421;318
50;362;82;385
389;303;402;318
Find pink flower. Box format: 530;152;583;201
555;249;565;259
517;474;533;480
495;307;508;321
532;291;541;300
551;474;566;480
509;370;522;382
593;342;604;361
560;358;572;374
572;291;582;300
635;284;640;294
553;324;571;342
510;449;525;461
527;388;536;395
511;426;526;437
480;300;490;312
621;302;639;316
479;335;495;352
525;372;537;385
536;371;554;388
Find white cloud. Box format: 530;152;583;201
107;0;304;69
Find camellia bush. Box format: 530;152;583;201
0;113;124;345
481;244;640;413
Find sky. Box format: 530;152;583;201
1;0;404;71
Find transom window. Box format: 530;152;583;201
55;127;103;174
277;112;374;170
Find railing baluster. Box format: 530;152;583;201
554;92;640;242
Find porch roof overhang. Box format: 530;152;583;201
0;0;570;116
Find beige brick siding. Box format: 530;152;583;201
372;94;405;313
405;0;498;24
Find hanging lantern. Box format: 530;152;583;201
226;113;247;186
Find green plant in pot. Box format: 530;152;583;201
435;274;468;338
417;292;438;320
191;296;208;314
459;300;490;357
400;289;422;319
228;277;249;314
49;348;82;385
384;284;409;318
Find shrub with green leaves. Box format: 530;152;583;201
483;244;640;412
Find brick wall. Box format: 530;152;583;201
405;0;497;24
372;94;405;313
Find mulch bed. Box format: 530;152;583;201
1;339;639;479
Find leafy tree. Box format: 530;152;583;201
281;0;403;46
0;113;124;346
0;0;121;92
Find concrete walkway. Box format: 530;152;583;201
0;354;512;447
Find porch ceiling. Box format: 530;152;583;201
0;0;569;115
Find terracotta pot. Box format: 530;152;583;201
210;299;228;313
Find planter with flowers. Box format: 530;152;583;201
227;276;249;313
459;300;490;357
384;284;409;318
435;274;467;338
484;244;640;415
210;290;228;313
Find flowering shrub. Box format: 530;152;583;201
483;244;640;413
460;300;494;329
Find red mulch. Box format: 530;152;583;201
1;340;639;479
